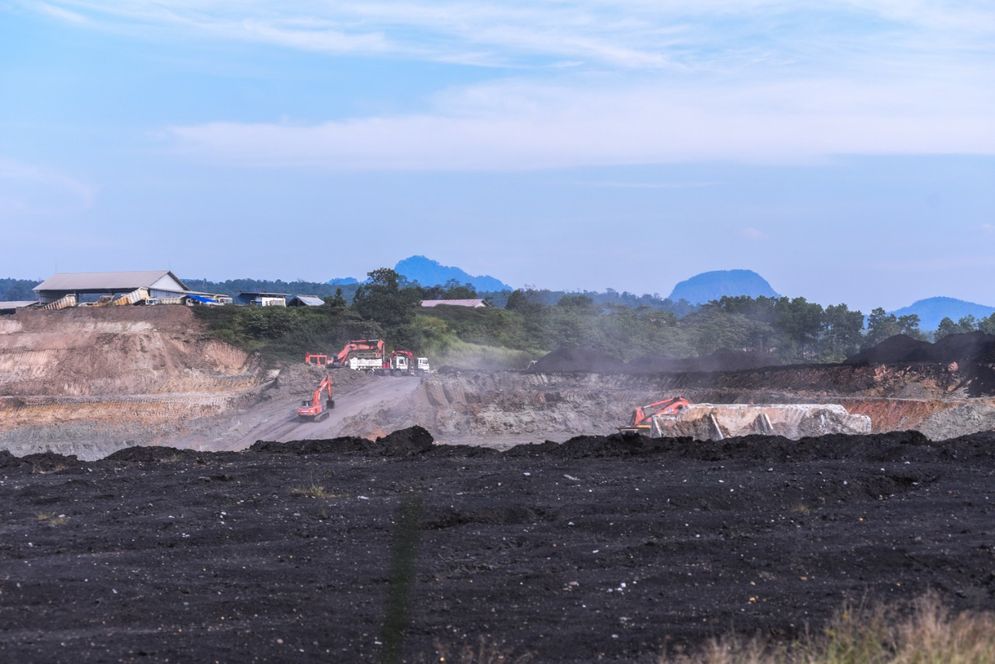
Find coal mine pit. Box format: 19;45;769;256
0;429;992;663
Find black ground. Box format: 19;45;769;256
0;429;993;663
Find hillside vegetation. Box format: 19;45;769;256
192;268;995;367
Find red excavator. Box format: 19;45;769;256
332;339;385;370
297;374;335;422
304;352;330;367
619;396;690;434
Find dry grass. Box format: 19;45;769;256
661;595;995;664
289;484;333;499
431;637;534;664
35;512;68;526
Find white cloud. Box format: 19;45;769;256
28;1;995;169
26;1;995;70
0;158;95;215
36;2;90;24
740;227;765;240
165;73;995;170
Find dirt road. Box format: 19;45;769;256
180;373;424;451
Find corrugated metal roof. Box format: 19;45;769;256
34;271;188;293
420;299;488;308
0;301;37;310
291;295;326;307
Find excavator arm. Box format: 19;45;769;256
623;396;691;432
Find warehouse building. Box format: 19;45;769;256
33;270;190;304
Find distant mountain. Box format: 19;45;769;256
326;277;359;286
395;255;512;292
893;297;995;330
668;269;778;305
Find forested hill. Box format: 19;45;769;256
0;279;39;301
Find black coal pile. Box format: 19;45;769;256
529;346;780;374
376;425;434;456
1;426;994;663
634;348;780;373
847;332;995;365
527;346;627;373
249;426;435;457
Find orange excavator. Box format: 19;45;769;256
297;374;335;422
619;396;690;434
332;339;385;369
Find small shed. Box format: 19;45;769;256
420;299;488;309
0;301;37;315
237;292;288;307
288;295;326;308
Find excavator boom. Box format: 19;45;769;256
621;396;691;433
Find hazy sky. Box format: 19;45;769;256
1;1;993;310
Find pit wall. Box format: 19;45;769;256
415;370;995;441
0;306;263;458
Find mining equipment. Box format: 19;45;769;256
332;339;386;370
304;352;330;367
297;374;335;422
386;349;431;375
619;396;691;434
621;396;872;440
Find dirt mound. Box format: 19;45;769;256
0;449;28;470
249;436;373;455
19;452;84;473
528;346;626;373
530;346;780;375
249;426;436;457
636;349;781;373
845;334;931;364
105;446;204;463
376;425;434;456
848;332;995;365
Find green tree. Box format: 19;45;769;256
822;304;865;361
557;294;595;309
324;288;347;310
936;315;978;339
935;317;959;339
896;314;923;339
351;268;420;340
865;308;901;347
980;314;995;335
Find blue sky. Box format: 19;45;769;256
1;1;993;310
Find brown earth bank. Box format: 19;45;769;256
0;307;264;457
4;307;995;459
0;428;992;663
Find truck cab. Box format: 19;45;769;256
417;357;430;372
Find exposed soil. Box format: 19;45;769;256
0;428;991;663
0;307;263;458
4;308;995;461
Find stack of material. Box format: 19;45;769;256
650;403;871;441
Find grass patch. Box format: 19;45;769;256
35;512;68;526
289;484;334;499
431;636;534;663
662;594;995;664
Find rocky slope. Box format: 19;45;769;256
0;307;262;458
